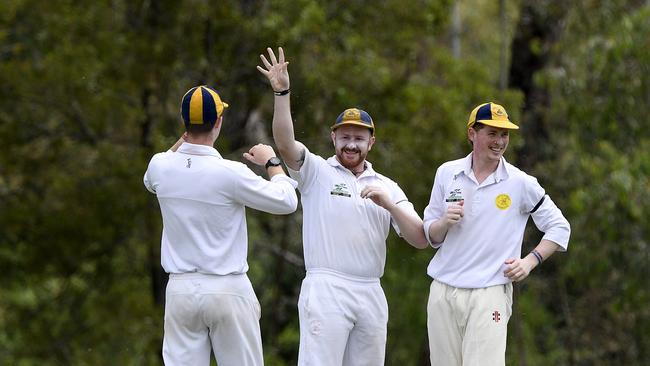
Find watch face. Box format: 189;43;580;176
266;157;282;167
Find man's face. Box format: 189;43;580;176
468;125;510;163
331;125;375;170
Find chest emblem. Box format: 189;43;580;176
445;188;464;202
330;183;351;197
495;194;511;210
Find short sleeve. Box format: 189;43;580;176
388;181;418;235
287;145;326;194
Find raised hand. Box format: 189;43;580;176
243;144;277;166
256;47;290;92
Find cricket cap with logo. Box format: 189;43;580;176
331;108;375;135
180;85;229;127
467;102;519;130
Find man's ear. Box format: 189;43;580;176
468;127;475;144
368;135;376;151
331;131;336;147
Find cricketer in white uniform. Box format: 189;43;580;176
423;102;571;366
144;85;298;366
257;47;429;366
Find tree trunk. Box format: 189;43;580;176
509;1;569;171
508;2;570;365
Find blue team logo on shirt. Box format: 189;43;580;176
330;183;351;197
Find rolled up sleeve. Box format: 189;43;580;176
423;169;446;247
531;195;571;251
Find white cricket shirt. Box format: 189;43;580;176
423;153;570;288
289;148;417;279
144;143;298;275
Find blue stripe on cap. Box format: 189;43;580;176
359;110;373;125
475;103;493;122
181;86;198;124
200;87;217;124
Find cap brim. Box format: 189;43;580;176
476;119;519;130
331;121;375;132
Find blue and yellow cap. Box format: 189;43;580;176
181;85;229;127
331;108;375;135
467;102;518;129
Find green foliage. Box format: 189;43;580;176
0;0;648;365
528;3;650;365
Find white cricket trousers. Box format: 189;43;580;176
297;269;388;366
163;272;263;366
427;279;513;366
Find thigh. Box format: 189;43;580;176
163;280;212;366
343;284;387;366
427;280;462;366
462;284;513;366
205;294;263;366
297;277;353;366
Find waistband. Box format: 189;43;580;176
432;278;512;291
307;268;379;284
169;272;247;281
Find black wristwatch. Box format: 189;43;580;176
265;157;282;169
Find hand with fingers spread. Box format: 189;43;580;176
243;143;277;166
256;47;290;92
503;257;536;282
444;200;464;227
361;185;394;210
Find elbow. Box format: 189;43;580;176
277;144;296;159
413;239;430;250
288;197;298;213
278;195;298;215
408;227;430;249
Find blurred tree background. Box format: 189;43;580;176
0;0;648;365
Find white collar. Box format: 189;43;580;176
452;152;510;183
176;142;222;158
326;156;377;177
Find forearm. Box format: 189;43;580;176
272;94;302;170
427;219;450;245
532;239;561;261
388;205;428;249
169;135;186;152
266;165;286;179
521;239;562;271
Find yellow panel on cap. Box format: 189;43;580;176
189;87;204;124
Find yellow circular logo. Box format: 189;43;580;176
495;194;511;210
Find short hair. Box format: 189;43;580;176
468;122;485;146
186;121;216;135
471;122;486;131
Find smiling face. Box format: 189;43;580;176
331;124;375;172
468;124;510;165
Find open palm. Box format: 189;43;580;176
257;47;290;92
